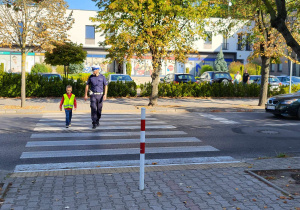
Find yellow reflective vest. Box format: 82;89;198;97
63;94;75;109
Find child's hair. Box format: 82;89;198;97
66;85;72;90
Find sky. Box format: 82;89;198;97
66;0;98;11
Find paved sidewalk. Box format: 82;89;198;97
0;97;264;114
0;158;299;210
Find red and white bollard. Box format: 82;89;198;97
139;107;146;190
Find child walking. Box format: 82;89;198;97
60;85;77;128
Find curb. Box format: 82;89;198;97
245;169;296;198
10;162;249;178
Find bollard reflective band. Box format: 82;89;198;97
141;120;145;131
140;142;145;154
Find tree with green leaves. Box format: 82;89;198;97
214;49;228;72
44;42;87;78
214;0;299;106
0;0;73;107
91;0;217;106
262;0;300;58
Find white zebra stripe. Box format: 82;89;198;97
31;131;187;138
14;156;238;172
35;121;166;127
33;125;176;131
20;146;219;159
26;137;201;147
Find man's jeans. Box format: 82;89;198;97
65;109;72;126
90;94;103;125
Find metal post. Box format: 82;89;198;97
139;108;146;190
289;60;293;93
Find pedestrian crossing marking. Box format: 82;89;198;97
35;121;166;127
31;131;187;138
26;137;201;147
14;156;237;172
14;113;239;172
200;114;239;124
33;125;176;131
20;146;219;159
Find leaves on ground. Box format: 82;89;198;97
157;192;162;197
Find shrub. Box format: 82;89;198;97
31;63;51;74
229;61;243;75
200;65;213;74
126;62;132;76
0;63;4;73
108;81;137;97
245;63;260;75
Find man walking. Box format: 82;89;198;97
84;66;108;129
242;69;250;84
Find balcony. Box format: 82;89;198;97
222;43;229;50
203;43;212;49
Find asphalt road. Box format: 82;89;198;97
0;111;299;173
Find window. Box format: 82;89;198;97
204;31;212;49
222;33;229;50
277;64;282;72
86;26;95;39
237;34;243;50
270;63;276;72
245;34;252;51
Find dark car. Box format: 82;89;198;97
198;71;232;84
108;74;133;83
265;90;300;119
160;73;197;84
39;73;63;80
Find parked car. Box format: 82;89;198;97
249;75;261;84
160;73;197;84
265;90;300;119
198;71;232;84
277;76;300;86
251;75;281;90
108;74;133;83
39;73;63;80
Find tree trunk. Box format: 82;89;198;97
64;65;67;78
258;55;270;106
21;49;26;107
148;55;162;106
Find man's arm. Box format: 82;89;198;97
84;85;89;101
103;85;108;101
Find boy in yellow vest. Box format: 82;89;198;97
59;85;77;128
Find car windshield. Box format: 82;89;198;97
111;75;132;81
269;77;280;82
214;73;231;79
176;74;196;81
43;74;60;79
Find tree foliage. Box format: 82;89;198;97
214;49;228;72
91;0;218;105
44;42;87;77
0;0;73;106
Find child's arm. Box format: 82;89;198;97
74;97;77;111
59;96;64;111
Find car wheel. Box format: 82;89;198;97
221;79;229;84
273;113;281;117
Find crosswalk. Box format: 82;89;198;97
14;113;239;172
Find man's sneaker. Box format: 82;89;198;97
96;123;100;127
92;124;96;129
66;126;69;128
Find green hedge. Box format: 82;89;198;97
140;82;289;97
0;72;137;97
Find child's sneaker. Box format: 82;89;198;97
66;126;69;128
